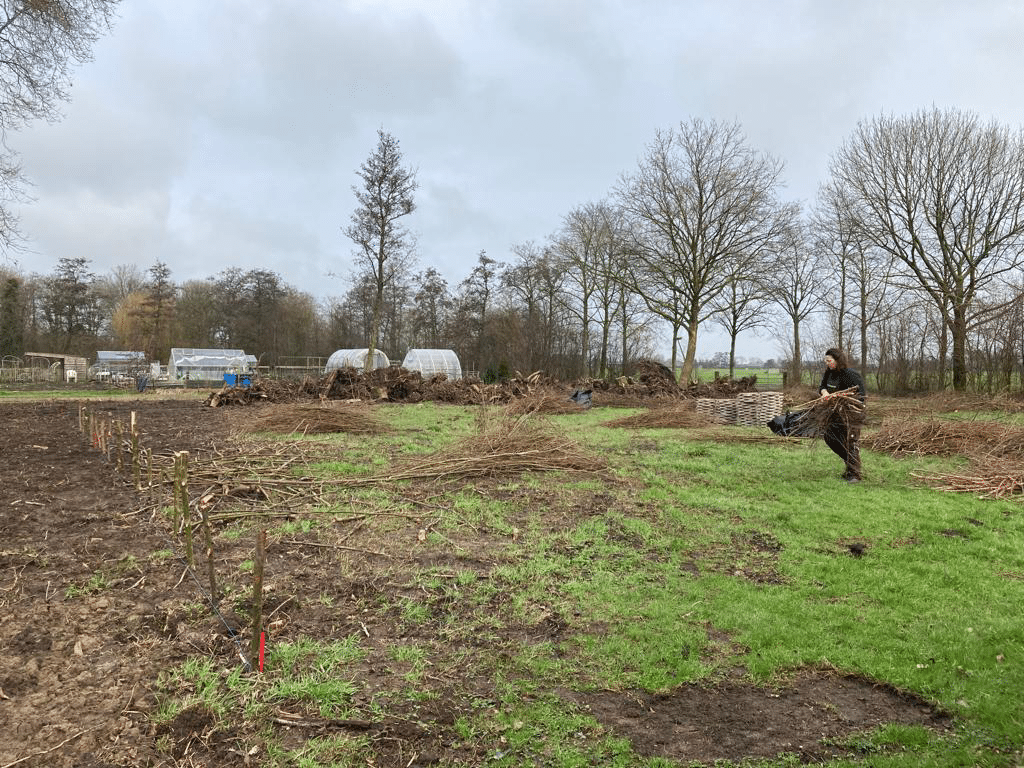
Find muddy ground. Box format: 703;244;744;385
0;395;950;767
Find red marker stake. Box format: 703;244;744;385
259;632;266;672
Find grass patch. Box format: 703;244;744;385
152;402;1024;767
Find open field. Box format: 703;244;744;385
0;389;1022;767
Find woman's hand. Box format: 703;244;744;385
820;389;830;398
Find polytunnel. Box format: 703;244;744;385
401;349;462;380
324;348;390;373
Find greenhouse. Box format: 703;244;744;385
401;348;462;380
324;348;390;373
91;351;146;381
168;348;255;383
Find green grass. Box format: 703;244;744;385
152;402;1024;767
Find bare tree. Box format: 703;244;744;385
500;242;550;372
813;188;901;372
552;204;603;376
763;224;825;386
827;107;1024;391
0;0;121;251
616;118;793;383
456;250;500;375
709;275;769;377
343;128;417;370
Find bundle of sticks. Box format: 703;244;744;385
785;387;866;439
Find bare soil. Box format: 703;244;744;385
0;396;950;767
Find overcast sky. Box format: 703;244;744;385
9;0;1024;358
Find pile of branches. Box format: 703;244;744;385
505;387;590;415
206;377;321;406
683;375;759;398
342;407;605;485
246;403;388;436
585;359;680;402
783;388;865;439
864;413;1024;500
211;363;734;409
863;417;1024;458
604;403;713;429
912;458;1024;500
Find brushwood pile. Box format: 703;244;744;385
206;359;760;408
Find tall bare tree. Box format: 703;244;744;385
709;275;769;377
343;128;417;370
616;118;793;383
553;204;604;376
813;188;898;372
0;0;121;251
457;251;500;375
827;107;1024;391
762;224;824;386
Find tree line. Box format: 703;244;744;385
6;107;1024;393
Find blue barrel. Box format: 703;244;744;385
223;373;238;387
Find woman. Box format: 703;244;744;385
819;347;865;482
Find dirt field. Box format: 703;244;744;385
0;395;950;767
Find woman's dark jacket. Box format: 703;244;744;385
819;367;866;402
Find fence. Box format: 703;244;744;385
694;368;786;391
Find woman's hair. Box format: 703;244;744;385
825;347;848;370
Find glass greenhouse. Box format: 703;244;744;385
168;348;255;383
90;350;146;381
401;349;462;380
324;348;390;373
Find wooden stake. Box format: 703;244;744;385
176;451;194;566
201;505;218;602
131;411;141;490
250;529;267;668
114;420;124;471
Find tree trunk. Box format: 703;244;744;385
670;321;680;372
680;313;699;384
951;305;968;392
366;251;385;371
599;317;610;378
791;318;802;386
937;314;948;390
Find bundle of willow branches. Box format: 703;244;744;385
785;387;866;439
345;408;606;485
247;403;387;435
